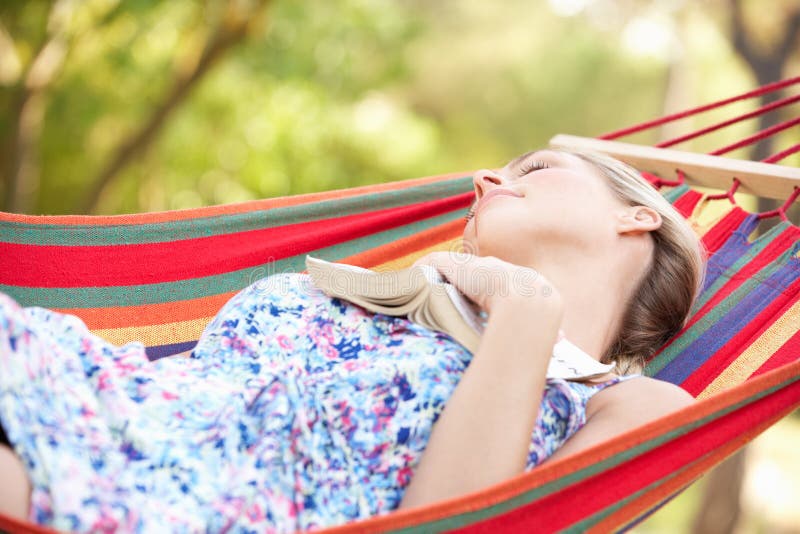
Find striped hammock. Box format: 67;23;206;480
1;79;799;533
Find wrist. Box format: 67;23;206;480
487;293;564;344
477;293;564;368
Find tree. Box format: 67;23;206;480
1;0;75;213
79;0;272;213
728;0;800;223
0;0;430;215
0;0;272;214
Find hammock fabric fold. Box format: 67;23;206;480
1;79;799;532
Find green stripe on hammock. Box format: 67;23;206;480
661;183;689;204
1;178;473;246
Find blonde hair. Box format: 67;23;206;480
560;149;707;375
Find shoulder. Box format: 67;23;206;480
586;375;695;428
538;376;694;464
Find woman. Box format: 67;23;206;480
0;149;704;532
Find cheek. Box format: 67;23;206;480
531;180;610;223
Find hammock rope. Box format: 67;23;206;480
705;179;800;221
655;92;800;150
599;75;800;140
764;142;800;164
602;75;800;218
602;74;800;173
756;186;800;221
710;115;800;157
705;176;742;203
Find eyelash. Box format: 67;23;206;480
465;206;476;223
518;160;550;176
466;160;549;223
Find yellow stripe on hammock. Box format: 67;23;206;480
699;300;800;399
92;317;212;347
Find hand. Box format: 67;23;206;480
412;251;563;316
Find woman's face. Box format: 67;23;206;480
462;150;637;265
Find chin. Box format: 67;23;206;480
474;236;512;260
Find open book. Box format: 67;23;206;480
305;256;615;381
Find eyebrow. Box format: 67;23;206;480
507;150;538;171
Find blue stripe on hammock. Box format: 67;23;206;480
655;250;800;384
146;340;198;361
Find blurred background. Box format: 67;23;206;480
1;0;798;532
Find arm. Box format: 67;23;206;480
0;444;30;520
398;254;563;510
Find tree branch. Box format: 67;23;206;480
728;0;760;69
79;0;272;214
777;7;800;66
1;2;70;213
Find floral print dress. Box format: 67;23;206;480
0;273;635;533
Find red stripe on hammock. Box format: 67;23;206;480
672;188;703;218
681;275;800;396
56;221;466;329
0;194;473;288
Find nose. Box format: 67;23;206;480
472;169;507;199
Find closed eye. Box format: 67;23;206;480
518;160;550;176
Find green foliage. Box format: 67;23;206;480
0;0;795;216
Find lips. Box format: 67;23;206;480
474;188;522;216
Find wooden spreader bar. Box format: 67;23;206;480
549;134;800;201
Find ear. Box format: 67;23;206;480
616;206;662;235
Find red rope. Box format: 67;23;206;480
599;76;800;140
709;116;800;156
757;187;800;222
705;178;741;204
656;93;800;148
644;169;686;189
763;143;800;164
597;77;800;215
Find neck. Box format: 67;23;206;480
531;254;631;362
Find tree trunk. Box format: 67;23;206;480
728;0;800;226
690;3;800;531
691;449;748;534
78;0;272;214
